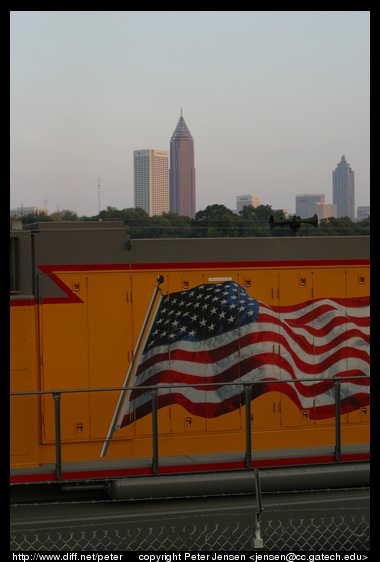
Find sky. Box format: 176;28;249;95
10;11;370;218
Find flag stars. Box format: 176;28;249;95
145;281;259;349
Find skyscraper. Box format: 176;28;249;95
332;155;355;219
169;111;196;218
134;149;169;217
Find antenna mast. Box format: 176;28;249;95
98;178;101;214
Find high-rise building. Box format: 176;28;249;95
296;194;325;218
236;195;261;213
169;111;196;218
296;194;337;221
134;149;169;217
332;156;355;219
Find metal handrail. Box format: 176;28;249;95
10;376;369;481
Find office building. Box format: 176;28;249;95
316;203;337;220
332;156;355;220
169;111;196;218
296;194;325;218
236;195;261;213
357;206;370;219
295;194;336;220
134;149;169;217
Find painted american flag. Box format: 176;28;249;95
115;281;370;429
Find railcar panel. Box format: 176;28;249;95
10;221;370;495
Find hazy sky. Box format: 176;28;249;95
10;11;370;217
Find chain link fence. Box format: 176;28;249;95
11;507;370;551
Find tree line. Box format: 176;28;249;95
13;204;370;237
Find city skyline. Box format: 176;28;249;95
10;186;370;220
10;12;370;217
11;149;369;219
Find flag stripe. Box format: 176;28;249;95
120;386;370;427
115;283;369;429
130;322;369;388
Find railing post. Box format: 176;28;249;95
334;380;341;462
252;468;264;549
151;389;159;474
245;385;252;468
52;391;62;480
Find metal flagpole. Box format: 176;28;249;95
100;275;165;457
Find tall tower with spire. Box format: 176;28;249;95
332;155;355;219
169;110;196;218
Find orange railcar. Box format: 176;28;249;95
10;221;370;498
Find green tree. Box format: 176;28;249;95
31;203;369;238
121;207;153;238
238;204;277;237
49;209;78;221
143;215;173;238
194;204;239;237
96;206;125;221
20;211;53;225
161;212;193;237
